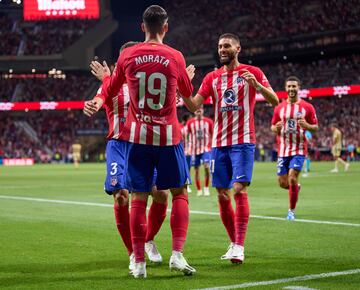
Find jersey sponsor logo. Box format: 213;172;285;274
288;119;296;129
219;105;243;112
223;88;237;105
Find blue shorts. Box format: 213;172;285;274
211;144;255;189
104;140;129;194
186;155;192;170
104;140;157;195
193;151;211;167
126;142;191;192
277;155;305;176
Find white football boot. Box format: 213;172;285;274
132;262;147;278
203;187;210;196
129;253;135;273
169;251;196;275
145;240;163;263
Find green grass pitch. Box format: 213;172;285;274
0;162;359;289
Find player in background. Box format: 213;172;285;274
71;140;82;167
330;124;350;172
302;130;313;177
180;113;192;193
180;33;279;264
271;76;319;220
186;106;213;196
84;41;168;273
89;5;197;278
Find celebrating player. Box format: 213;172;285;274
330;124;350;172
84;41;168;273
180;113;192;192
181;33;279;263
89;5;196;278
186;106;213;196
271;76;319;220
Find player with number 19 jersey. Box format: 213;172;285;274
103;42;193;146
102;42;193;192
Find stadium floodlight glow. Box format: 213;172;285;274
283;55;287;60
32;68;36;73
56;70;62;74
17;0;21;4
9;69;13;73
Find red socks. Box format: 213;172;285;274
170;194;189;252
196;178;201;191
205;174;210;187
289;184;299;210
234;193;250;246
114;203;133;255
218;197;235;243
146;201;167;242
130;200;147;262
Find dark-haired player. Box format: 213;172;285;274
271;76;318;220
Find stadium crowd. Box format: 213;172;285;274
0;74;95;102
0;12;96;56
0;111;106;162
1;54;359;102
164;0;360;56
1;95;359;162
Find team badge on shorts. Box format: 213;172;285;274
111;177;118;186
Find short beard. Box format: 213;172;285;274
219;53;235;65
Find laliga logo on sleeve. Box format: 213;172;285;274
223;88;236;105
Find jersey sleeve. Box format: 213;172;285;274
306;104;318;125
102;51;126;101
271;106;280;125
197;73;212;101
255;68;272;89
176;51;193;98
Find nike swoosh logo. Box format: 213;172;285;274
236;175;245;179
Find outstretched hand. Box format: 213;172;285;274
83;98;103;117
90;60;111;81
186;64;196;81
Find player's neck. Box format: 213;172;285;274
144;33;164;44
224;60;240;71
287;96;299;104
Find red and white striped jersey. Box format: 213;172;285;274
186;117;213;155
180;124;191;155
95;84;129;140
102;42;193;146
198;64;271;147
272;99;318;157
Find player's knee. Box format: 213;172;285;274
288;175;298;185
152;189;168;204
114;190;129;206
233;182;247;195
217;188;231;201
278;178;288;189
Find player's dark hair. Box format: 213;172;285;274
182;113;191;123
143;5;168;35
285;76;301;86
120;41;139;53
219;33;240;45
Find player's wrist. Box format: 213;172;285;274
255;83;263;92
